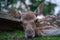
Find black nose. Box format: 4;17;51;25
26;30;33;37
28;36;32;38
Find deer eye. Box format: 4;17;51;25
34;19;38;23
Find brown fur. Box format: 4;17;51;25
9;9;21;18
21;11;36;23
21;11;36;38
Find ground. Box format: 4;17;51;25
0;30;60;40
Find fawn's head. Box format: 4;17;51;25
21;11;36;38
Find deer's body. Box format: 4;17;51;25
36;15;60;36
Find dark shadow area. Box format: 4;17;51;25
0;18;23;32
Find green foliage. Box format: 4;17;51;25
30;0;45;11
20;0;25;3
0;0;56;15
8;0;17;4
29;1;40;11
43;2;56;15
29;0;56;15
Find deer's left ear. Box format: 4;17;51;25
33;12;38;16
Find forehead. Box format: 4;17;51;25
21;11;36;21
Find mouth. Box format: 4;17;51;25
27;36;33;38
25;30;35;38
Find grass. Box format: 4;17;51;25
0;30;60;40
0;30;24;39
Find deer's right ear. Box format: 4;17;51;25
33;12;38;16
34;2;44;16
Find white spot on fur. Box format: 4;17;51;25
37;15;45;20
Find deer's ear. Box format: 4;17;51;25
34;3;44;15
33;12;37;16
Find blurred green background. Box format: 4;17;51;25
0;0;57;15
